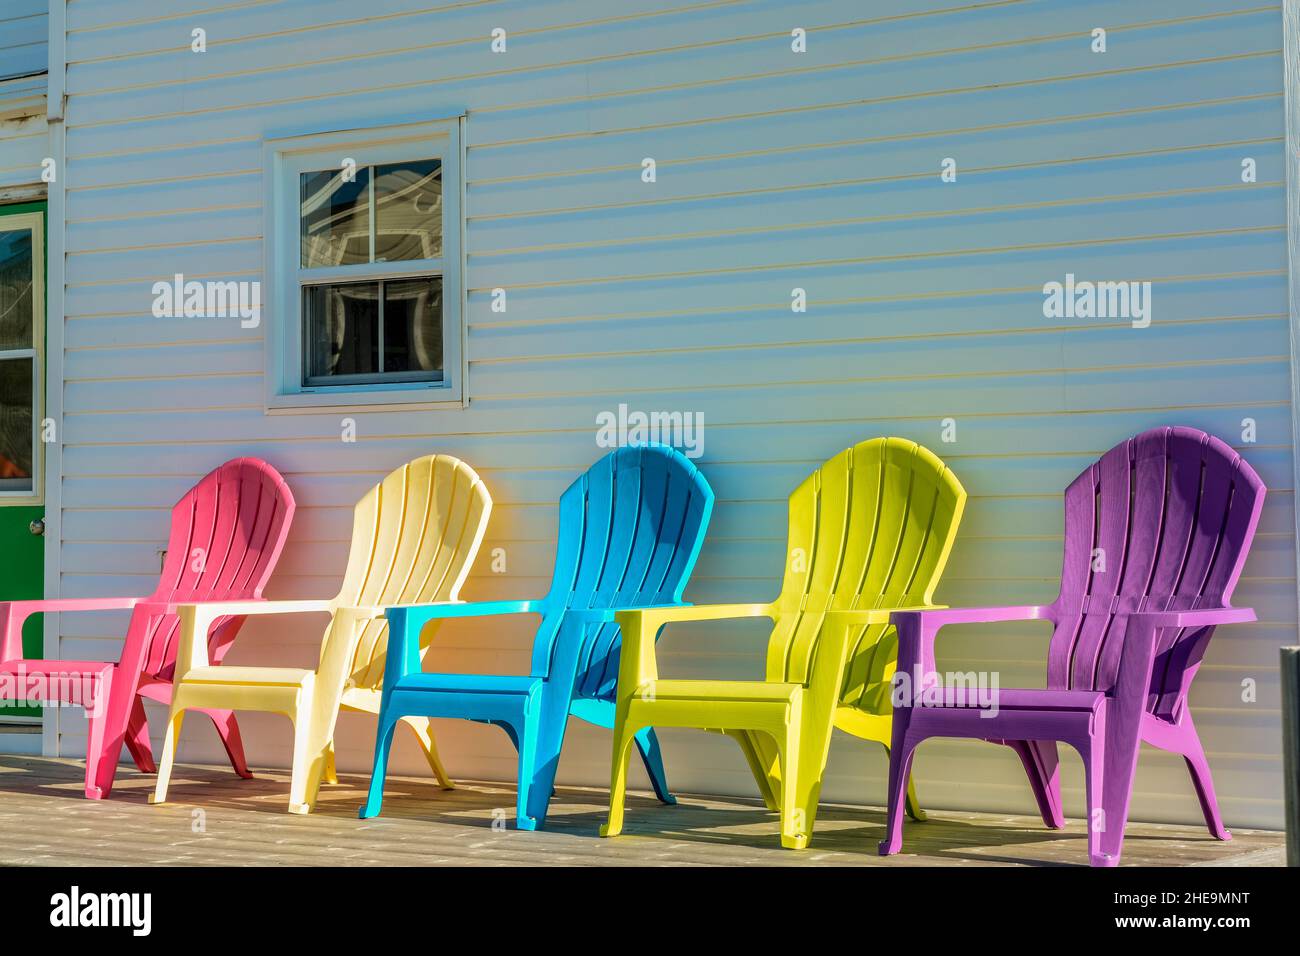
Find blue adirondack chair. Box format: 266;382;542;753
359;444;714;830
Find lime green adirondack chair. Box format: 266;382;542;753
602;438;966;848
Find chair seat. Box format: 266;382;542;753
924;687;1105;712
182;665;312;687
644;679;802;704
395;672;540;696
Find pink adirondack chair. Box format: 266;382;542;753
0;458;295;799
879;427;1264;866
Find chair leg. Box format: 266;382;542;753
777;728;808;849
402;715;455;790
358;709;401;820
287;689;331;815
786;760;827;850
882;744;928;822
518;708;568;831
727;730;780;811
600;722;640;837
512;720;537;830
287;713;310;812
194;708;253;780
85;669;136;800
1097;709;1142;866
83;693;112;800
1080;735;1108;867
286;700;314;814
1006;739;1066;829
148;708;186;805
632;726;676;805
1168;716;1230;841
1078;700;1132;867
878;718;922;856
123;695;156;774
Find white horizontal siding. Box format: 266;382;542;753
0;0;47;196
43;0;1295;832
0;1;46;81
0;111;44;197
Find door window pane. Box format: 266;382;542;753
0;229;33;350
384;277;443;376
303;281;379;382
300;166;371;269
0;358;33;492
374;160;442;262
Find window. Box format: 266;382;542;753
299;159;445;387
263;118;463;410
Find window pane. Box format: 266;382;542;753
0;229;33;350
374;160;442;262
0;358;33;493
300;166;371;269
303;281;379;382
384;277;443;377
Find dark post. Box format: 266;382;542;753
1283;646;1300;866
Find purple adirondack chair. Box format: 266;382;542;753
879;426;1264;866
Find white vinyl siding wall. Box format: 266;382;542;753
0;0;46;201
0;1;46;81
51;0;1291;829
0;86;44;201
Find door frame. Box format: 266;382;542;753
0;201;47;734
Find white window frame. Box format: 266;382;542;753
262;116;466;412
0;210;44;507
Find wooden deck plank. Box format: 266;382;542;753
0;756;1284;867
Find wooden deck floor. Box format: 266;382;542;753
0;755;1284;866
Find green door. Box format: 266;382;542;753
0;203;46;721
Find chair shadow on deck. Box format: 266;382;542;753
0;754;147;803
0;756;1258;866
331;770;1243;866
546;796;1093;864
